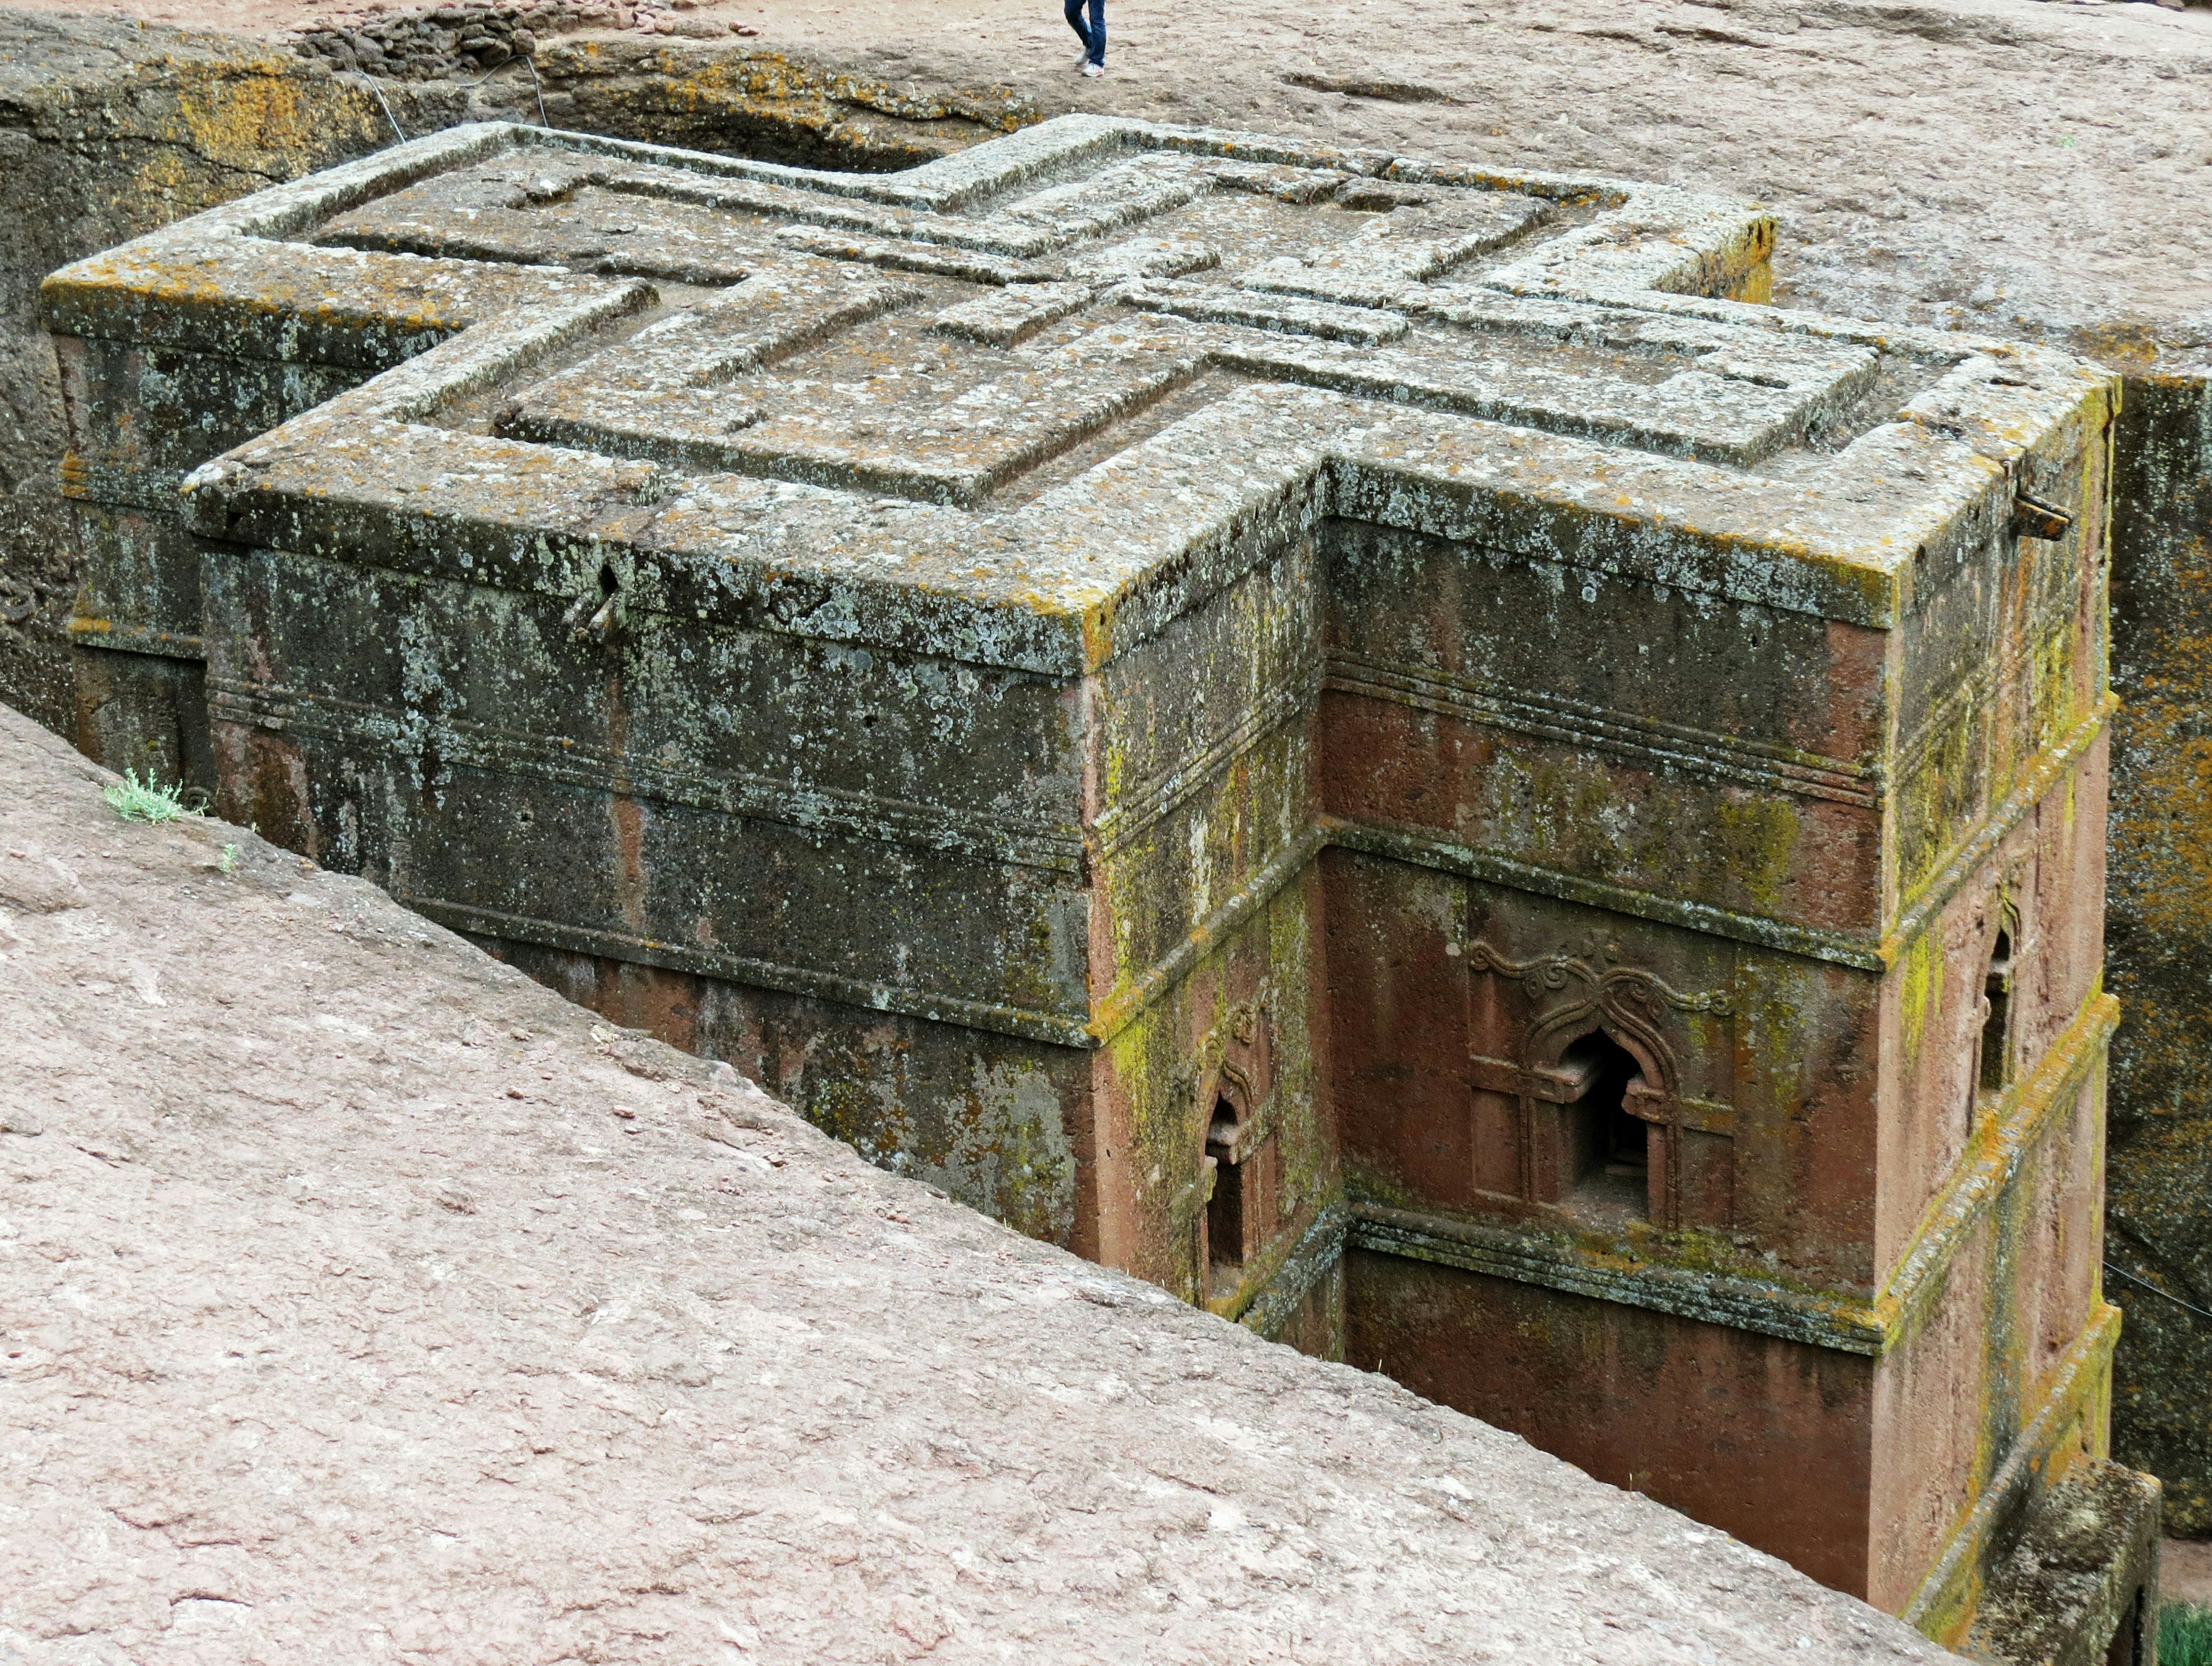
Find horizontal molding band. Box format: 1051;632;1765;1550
1092;668;1318;860
1892;598;2092;791
1089;822;1326;1043
410;895;1096;1049
1881;693;2117;968
200;693;2112;1039
1325;652;1881;809
399;818;2118;1061
1326;815;1888;970
175;669;2097;978
208;677;1085;876
67;617;204;660
1348;1198;1889;1354
1234;1200;1350;1341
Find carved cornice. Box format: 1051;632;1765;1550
1460;941;1734;1018
1347;1198;1887;1354
1329;817;1887;969
406;895;1097;1049
1326;652;1880;809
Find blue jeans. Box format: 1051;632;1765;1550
1065;0;1104;64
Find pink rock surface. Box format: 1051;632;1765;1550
2168;1539;2212;1607
0;705;1954;1663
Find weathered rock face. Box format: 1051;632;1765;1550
39;112;2157;1655
0;9;1022;760
445;33;1038;169
0;12;400;742
0;701;1968;1665
519;36;1030;166
2100;345;2212;1539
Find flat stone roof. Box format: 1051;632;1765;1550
0;702;1955;1663
44;115;2109;679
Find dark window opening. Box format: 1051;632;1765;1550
1205;1096;1246;1292
2104;1582;2145;1666
1979;925;2014;1099
1560;1031;1647;1219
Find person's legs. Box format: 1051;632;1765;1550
1063;0;1095;59
1085;0;1105;63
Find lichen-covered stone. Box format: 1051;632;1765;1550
0;13;1028;766
2102;340;2212;1538
40;112;2141;1656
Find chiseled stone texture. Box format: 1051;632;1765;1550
0;703;1955;1665
0;9;1025;753
36;115;2134;1628
0;10;403;740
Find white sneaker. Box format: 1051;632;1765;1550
1081;61;1103;75
1074;50;1090;66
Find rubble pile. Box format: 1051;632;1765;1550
290;0;757;79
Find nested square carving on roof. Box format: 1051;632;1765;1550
44;112;2105;675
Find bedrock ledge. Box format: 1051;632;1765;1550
0;699;1963;1665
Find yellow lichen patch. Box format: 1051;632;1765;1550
1900;928;1945;1069
175;67;343;176
1711;794;1801;914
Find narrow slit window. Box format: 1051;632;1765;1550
1979;925;2015;1098
1205;1096;1245;1291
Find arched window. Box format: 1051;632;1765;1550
1559;1030;1648;1219
1977;920;2016;1102
1205;1094;1245;1289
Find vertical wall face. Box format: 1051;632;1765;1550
1869;746;2117;1626
1320;522;1891;940
1884;370;2112;931
2105;363;2212;1535
1869;1057;2115;1626
205;544;1092;1024
1319;520;1891;1291
1344;1257;1879;1595
1865;379;2121;1627
52;334;370;788
1091;877;1332;1307
1083;534;1333;1307
1317;363;2122;1602
1327;856;1878;1279
201;527;1100;1241
50;245;614;796
1316;515;1896;1582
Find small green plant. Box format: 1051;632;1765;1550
2164;1603;2212;1666
102;769;197;825
218;843;240;875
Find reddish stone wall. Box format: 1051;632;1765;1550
1344;1251;1880;1596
